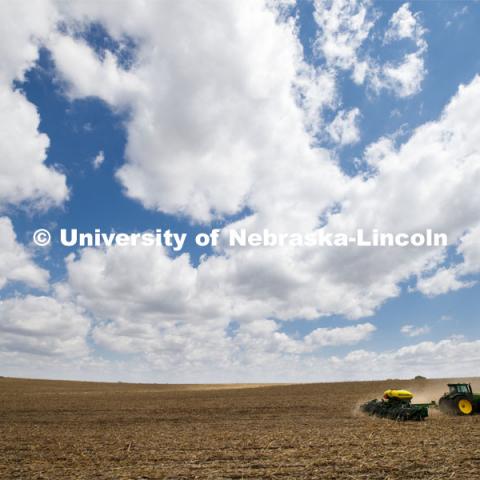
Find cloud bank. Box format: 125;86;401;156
0;0;479;381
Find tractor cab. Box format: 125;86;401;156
448;383;472;395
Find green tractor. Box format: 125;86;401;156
439;383;480;416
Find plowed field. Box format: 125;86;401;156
1;377;479;479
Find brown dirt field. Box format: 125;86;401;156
1;377;479;479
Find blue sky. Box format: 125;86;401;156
1;0;480;382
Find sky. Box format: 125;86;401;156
1;0;480;383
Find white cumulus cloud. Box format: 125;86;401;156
314;0;375;72
0;1;68;210
327;108;361;145
0;295;90;357
400;324;431;337
51;0;344;222
92;150;105;169
0;217;49;290
385;2;423;43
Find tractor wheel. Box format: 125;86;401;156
456;397;473;415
